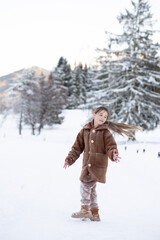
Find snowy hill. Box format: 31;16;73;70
0;66;49;100
0;110;160;240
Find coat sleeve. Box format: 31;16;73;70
66;128;85;166
104;130;118;161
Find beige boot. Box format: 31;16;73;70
71;205;92;219
90;208;101;221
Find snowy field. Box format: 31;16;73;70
0;110;160;240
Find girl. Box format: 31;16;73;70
63;106;142;221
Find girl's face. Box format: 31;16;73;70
93;110;108;127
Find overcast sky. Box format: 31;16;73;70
0;0;160;76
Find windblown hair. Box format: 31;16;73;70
94;106;142;138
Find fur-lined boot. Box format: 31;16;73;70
90;208;101;221
71;205;92;219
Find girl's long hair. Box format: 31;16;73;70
94;106;142;138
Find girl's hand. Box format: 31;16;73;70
63;158;70;169
113;149;121;163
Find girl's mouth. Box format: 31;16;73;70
99;120;104;123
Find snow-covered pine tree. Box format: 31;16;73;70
95;0;160;130
85;66;100;110
84;64;93;95
54;57;72;108
45;71;67;125
69;63;88;108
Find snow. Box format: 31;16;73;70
0;110;160;240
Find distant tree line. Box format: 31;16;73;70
3;0;160;134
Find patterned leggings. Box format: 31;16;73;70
80;174;99;209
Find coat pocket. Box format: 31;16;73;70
94;153;108;168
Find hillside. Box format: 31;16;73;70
0;66;50;100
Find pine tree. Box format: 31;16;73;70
85;66;99;109
45;71;67;125
95;0;160;130
54;57;72;108
69;63;88;108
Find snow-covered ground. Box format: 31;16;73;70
0;110;160;240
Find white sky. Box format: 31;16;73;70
0;0;160;76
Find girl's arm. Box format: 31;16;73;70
64;129;84;168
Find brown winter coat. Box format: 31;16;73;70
66;120;118;183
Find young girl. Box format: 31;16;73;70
63;106;142;221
